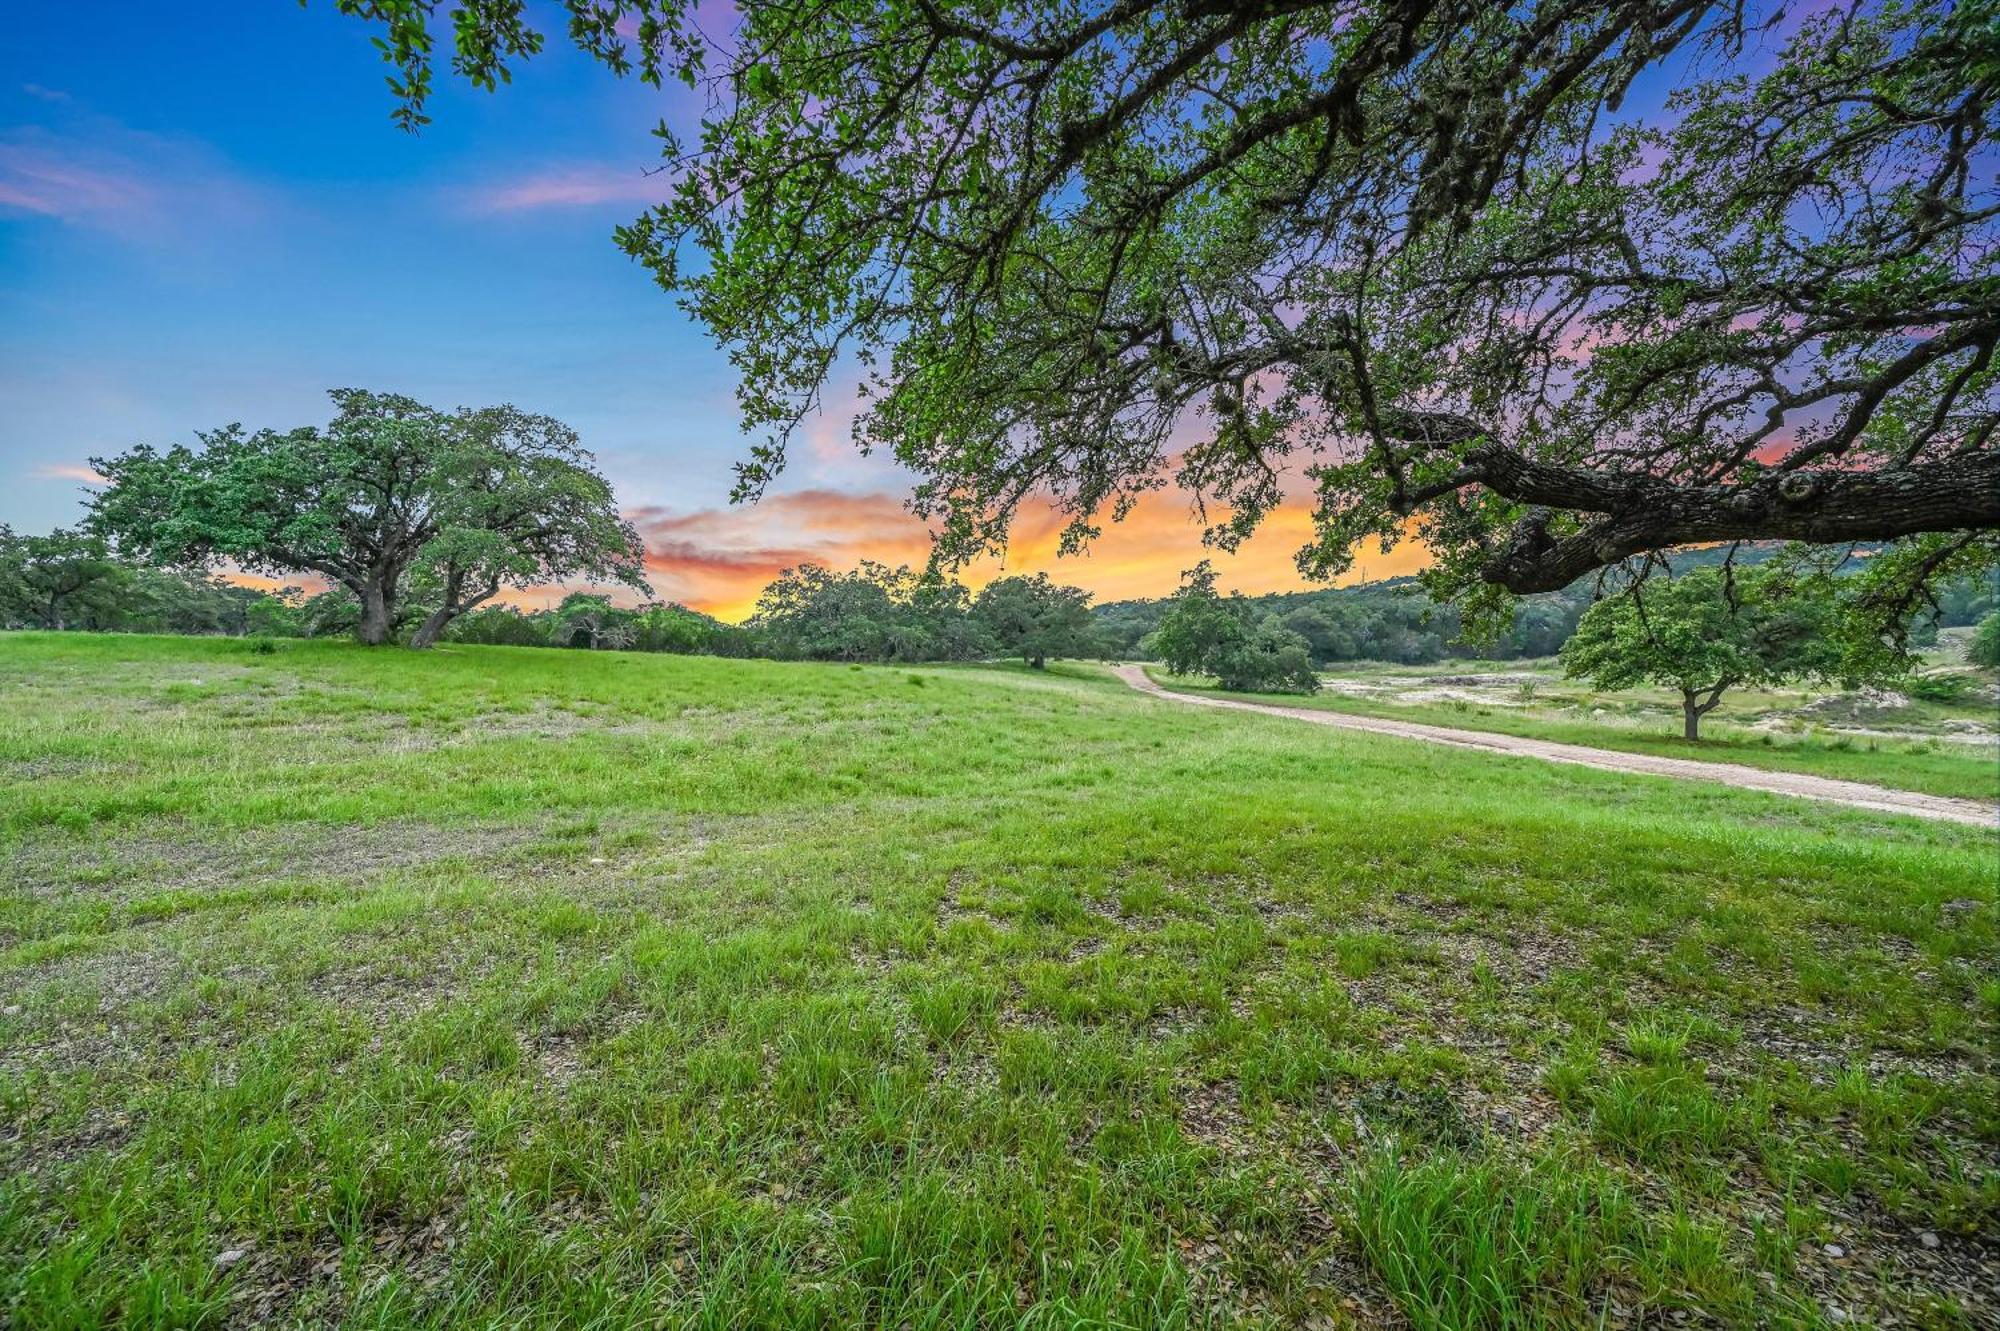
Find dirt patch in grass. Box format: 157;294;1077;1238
7;819;545;905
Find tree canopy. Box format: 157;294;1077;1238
1150;563;1320;694
1558;567;1860;738
972;574;1098;668
0;527;123;632
748;561;988;662
88;390;646;647
332;0;1998;630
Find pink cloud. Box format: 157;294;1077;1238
0;141;152;225
469;164;673;213
0;125;270;241
31;462;109;486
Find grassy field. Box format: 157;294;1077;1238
1139;665;2000;804
2;633;1996;1328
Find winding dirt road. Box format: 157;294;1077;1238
1113;665;1997;828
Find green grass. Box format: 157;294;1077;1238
1141;667;2000;803
2;632;1995;1328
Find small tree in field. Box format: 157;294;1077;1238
972;574;1094;669
1150;563;1318;695
1149;563;1239;677
89;390;647;647
1560;569;1853;741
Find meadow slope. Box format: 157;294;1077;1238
1;634;1995;1328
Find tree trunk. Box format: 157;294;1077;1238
1681;690;1700;741
357;580;393;646
409;575;494;649
1029;654;1046;669
1378;419;2000;595
409;606;454;650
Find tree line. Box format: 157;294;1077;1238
1100;550;1993;669
9;509;1992;708
0;518;1116;670
450;565;1110;668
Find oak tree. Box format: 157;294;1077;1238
89;390;646;646
1150;562;1319;693
972;573;1096;668
0;527;125;631
1559;568;1850;739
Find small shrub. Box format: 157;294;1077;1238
246;636;279;655
1969;613;2000;668
1904;672;1971;703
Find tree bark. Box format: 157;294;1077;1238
356;579;393;646
408;575;499;649
1679;681;1730;740
1381;420;2000;595
408;606;454;650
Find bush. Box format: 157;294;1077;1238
1970;613;2000;669
1210;619;1321;694
1151;563;1319;694
1905;672;1971;703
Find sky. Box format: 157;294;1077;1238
0;0;1439;620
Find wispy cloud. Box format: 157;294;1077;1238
0;124;271;240
0;140;151;225
467;164;672;213
21;84;72;103
30;462;108;485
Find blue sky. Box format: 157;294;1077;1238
1;1;745;530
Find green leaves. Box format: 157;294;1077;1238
89;390;645;647
1558;567;1879;736
1149;561;1318;695
323;0;1996;621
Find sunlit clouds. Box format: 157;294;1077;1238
29;462;108;485
631;483;1428;621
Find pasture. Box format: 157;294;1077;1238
2;634;1995;1327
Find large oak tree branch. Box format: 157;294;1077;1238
1455;448;2000;592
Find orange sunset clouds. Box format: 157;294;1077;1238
630;483;1430;621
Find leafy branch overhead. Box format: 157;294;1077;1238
335;0;1998;625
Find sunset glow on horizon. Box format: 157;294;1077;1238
626;483;1431;622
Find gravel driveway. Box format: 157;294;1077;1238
1114;665;1997;828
